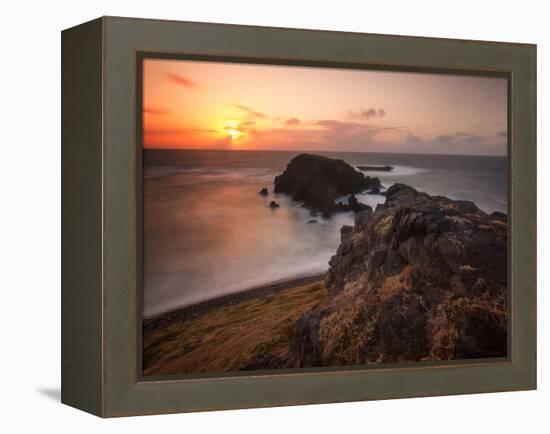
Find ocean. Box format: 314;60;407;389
143;149;507;317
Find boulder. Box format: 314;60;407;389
259;187;269;196
269;201;280;209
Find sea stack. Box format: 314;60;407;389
274;154;381;216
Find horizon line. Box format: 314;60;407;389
142;147;507;158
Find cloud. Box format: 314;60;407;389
412;131;507;155
461;135;485;145
144;127;216;135
315;122;504;154
285;118;301;126
435;132;496;147
143;107;169;115
314;119;368;130
406;132;423;146
435;134;454;143
347;107;386;121
242;115;506;155
233;104;266;118
314;119;400;135
246;119;403;151
166;72;197;87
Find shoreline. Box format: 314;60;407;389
143;273;326;333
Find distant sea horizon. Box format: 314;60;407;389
143;148;507;317
143;147;508;158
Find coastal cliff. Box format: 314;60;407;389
296;183;507;365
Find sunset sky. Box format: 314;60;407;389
142;58;508;155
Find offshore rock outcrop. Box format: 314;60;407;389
357;165;394;172
274;154;381;216
295;183;507;365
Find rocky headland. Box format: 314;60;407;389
295;183;507;365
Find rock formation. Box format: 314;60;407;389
295;183;507;365
347;194;372;213
274;154;381;216
357;165;394;172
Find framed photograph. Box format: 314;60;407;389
61;16;536;417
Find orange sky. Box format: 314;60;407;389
142;58;508;155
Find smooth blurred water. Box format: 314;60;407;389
143;149;507;317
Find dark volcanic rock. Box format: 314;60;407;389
259;187;269;196
491;211;507;223
295;183;507;366
269;201;280;209
274;154;381;216
348;194;372;213
357;165;394;172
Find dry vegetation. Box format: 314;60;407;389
143;280;328;375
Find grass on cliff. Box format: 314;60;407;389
143;280;328;376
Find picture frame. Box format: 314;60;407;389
61;16;536;417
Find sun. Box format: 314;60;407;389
227;128;242;140
223;120;243;141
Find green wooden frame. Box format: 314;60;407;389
62;16;536;417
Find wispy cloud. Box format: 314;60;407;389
232;104;266;118
246;118;506;155
347;107;386;121
143;107;170;115
410;130;508;155
435;134;455;143
314;119;400;135
144;127;216;135
406;132;423;146
435;132;496;146
246;119;403;151
166;72;197;88
285;118;301;126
